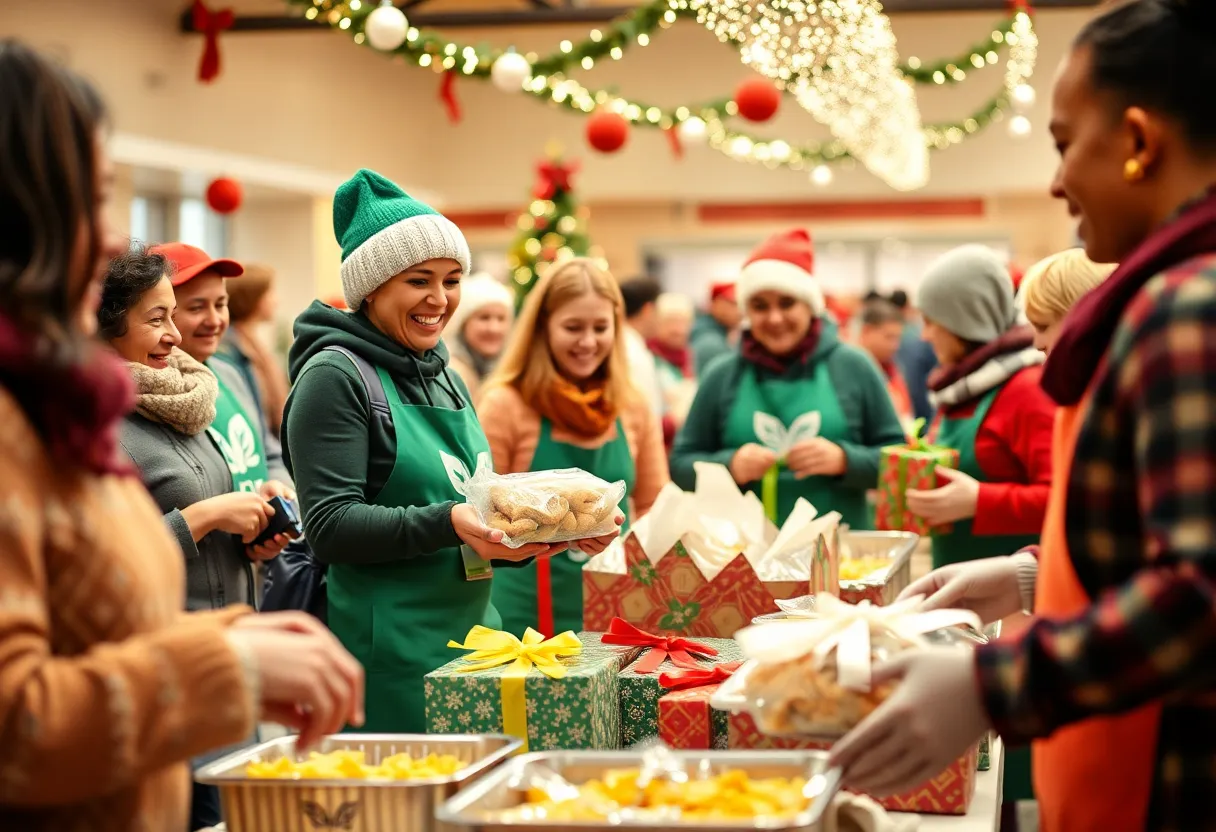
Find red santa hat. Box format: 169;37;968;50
736;228;824;315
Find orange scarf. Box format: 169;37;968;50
539;376;617;438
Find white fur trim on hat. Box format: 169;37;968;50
340;213;472;309
736;258;825;315
448;273;515;335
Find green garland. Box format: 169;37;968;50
287;0;1018;88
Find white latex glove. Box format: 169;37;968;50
896;554;1029;625
829;647;990;797
825;792;920;832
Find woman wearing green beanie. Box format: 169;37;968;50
282;170;570;732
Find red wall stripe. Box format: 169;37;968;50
696;198;986;223
445;210;515;230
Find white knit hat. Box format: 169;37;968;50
448;272;515;335
736;228;825;314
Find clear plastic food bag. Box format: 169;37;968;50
464;467;627;549
716;595;982;739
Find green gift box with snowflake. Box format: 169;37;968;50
423;626;642;753
601;619;743;748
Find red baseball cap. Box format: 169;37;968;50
710;281;736;302
150;242;244;287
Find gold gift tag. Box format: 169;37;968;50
462;545;493;581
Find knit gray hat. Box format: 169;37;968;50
333;169;471;310
916;244;1018;343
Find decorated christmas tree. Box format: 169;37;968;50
506;149;592;309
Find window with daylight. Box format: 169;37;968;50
129;195;229;255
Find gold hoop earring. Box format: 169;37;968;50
1123;158;1145;182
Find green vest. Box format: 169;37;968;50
722;363;869;529
491;417;635;636
208;367;270;494
327;364;498;733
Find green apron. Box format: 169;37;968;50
208;369;270;494
327;365;499;733
722;364;868;528
491;417;635;636
930;383;1037;803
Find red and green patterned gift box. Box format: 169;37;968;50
874;419;960;537
656;663;741;750
605;619;741;748
728;712;977;814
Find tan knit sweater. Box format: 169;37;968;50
477;385;669;519
0;387;257;831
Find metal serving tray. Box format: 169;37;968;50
195;733;521;832
436;749;841;831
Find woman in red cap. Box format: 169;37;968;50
671;229;905;527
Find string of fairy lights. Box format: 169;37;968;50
283;0;1038;187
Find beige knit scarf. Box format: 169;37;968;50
127;348;218;436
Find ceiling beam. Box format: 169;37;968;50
179;0;1099;34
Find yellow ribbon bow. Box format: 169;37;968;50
447;626;583;752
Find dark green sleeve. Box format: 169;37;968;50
669;355;739;490
286;357;462;565
829;347;908;490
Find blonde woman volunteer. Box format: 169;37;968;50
479;258;667;637
284;170;577;732
1019;248;1115;353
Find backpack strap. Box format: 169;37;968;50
323;346;393;433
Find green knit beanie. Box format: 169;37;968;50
333;169;471;309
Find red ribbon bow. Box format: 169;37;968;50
659;661;742;692
532;158;579;200
193;0;234;84
439;71;462;124
600;618;718;674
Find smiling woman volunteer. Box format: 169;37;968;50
444;272;514;404
478;258;662;636
283;170;571;732
1019;248;1114;353
671;229;904;527
830;3;1216;829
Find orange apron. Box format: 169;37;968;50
1032;402;1162;831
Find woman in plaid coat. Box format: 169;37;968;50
829;1;1216;830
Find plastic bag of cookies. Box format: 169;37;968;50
715;594;982;738
464;467;627;549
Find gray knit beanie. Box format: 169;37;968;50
916;244;1017;343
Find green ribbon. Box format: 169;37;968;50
761;461;783;524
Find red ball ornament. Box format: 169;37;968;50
734;77;781;123
205;177;243;214
586;111;630;154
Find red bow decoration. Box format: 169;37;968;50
193;0;234;84
600;618;718;674
659;661;742;692
665;125;684;160
532;158;579;200
439;71;462;124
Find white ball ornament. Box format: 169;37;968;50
491;51;532;93
365;2;408;52
677;116;707;143
1011;83;1036;111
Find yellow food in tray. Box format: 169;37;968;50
838;555;892;582
245;749;465;781
508;767;813;822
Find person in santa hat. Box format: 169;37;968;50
670;229;905;528
690;278;742;374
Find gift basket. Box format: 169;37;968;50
462;466;626;548
713;595;982;740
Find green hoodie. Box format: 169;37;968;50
283;301;471;566
690;311;733;376
670;318;906;497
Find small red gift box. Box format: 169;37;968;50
727;712;977;815
656;663;740;750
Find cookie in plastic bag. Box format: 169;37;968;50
467;467;626;549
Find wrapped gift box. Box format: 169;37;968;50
585;464;840;639
658;683;732;750
874;436;960;537
609;623;742;747
424;628;641;753
728;712;977;814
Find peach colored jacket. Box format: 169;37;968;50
477;385;670;520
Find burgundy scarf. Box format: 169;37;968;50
647;338;693;378
929;326;1036;392
741;317;823;374
0;314;136;476
1043;188;1216;405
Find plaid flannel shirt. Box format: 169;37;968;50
977;253;1216;829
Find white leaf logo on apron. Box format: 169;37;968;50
211;414;261;477
753;411;821;458
440;450;492;496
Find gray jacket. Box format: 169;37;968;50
120;414;256;612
